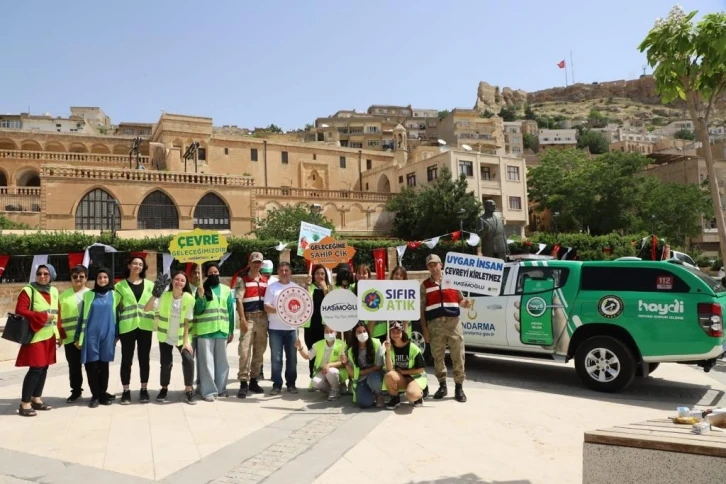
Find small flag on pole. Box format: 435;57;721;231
557;60;566;69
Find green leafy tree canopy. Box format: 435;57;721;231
253;204;335;241
577;129;610;154
673;127;695;140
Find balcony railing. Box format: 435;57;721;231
0;149;150;165
254;186;392;202
40;165;255;186
0;187;41;212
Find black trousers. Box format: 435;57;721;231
85;361;109;399
119;328;152;386
159;342;194;387
21;366;48;403
64;343;83;393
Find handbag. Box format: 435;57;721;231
1;287;36;345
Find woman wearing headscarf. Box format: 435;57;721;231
15;263;60;417
75;268;122;408
302;264;330;379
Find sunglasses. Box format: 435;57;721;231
72;275;87;280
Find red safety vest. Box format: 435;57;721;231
422;278;460;321
241;274;268;313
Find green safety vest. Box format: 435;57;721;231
22;286;60;344
77;290;121;348
157;292;195;346
115;279;155;334
307;339;349;389
58;287;87;345
195;284;231;336
346;338;382;404
383;342;427;392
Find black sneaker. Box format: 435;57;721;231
249;379;264;394
89;398;99;409
386;396;401;410
422;386;430;399
454;383;467;403
237;382;248;399
433;383;448;400
139;388;150;404
120;390;131;405
413;398;423;407
100;396;113;406
156;388;168;403
185;391;197;405
66;391;82;403
103;393;116;402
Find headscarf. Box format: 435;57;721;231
92;267;114;294
30;263;56;293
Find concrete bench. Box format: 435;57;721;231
583;418;726;484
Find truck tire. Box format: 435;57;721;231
411;321;433;366
575;336;637;393
636;362;660;377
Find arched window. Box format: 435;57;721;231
138;191;178;229
75;189;121;230
193;193;230;230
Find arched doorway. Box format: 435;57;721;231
16;168;40;187
20;140;42;151
193;193;231;230
69;143;88;153
377;174;391;193
91;144;111;154
0;138;17;150
75;189;121;230
137;190;179;229
0;169;8;186
45;142;65;152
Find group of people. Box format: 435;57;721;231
14;251;472;417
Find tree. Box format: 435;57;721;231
577;129;610;154
523;133;539;153
673;128;695;140
636;177;712;245
639;6;726;264
588;109;608;128
253;204;335;241
437;110;450;121
304;123;313;131
480;109;494;118
0;215;29;229
498;105;518;122
386;167;482;240
524;104;536;120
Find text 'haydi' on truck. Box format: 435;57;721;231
411;257;726;393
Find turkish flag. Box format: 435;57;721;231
68;252;84;270
451;231;462;242
373;248;387;280
557;60;566;68
407;241;422;250
0;254;8;277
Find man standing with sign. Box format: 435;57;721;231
421;254;472;403
264;262;302;395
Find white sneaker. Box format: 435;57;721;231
327;389;339;401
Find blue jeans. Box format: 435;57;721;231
355;371;383;408
268;329;297;389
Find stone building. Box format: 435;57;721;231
0;111;397;237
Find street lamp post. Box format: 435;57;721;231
650;214;656;235
458;208;467;249
105;199;119;280
129;137;143;170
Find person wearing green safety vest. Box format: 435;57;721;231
75;268;122;408
342;322;385;409
383;321;427;410
145;271;197;405
194;262;235;402
115;256;155;405
295;325;348;400
302;264;330;379
389;266;413;338
57;264;90;403
334;263;356;394
15;264;60;417
187;263;204;395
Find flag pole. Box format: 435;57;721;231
570;51;575;84
565;64;568;87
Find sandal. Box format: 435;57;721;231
18;405;37;417
30;402;52;411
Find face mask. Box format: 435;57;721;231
324;333;337;342
207;275;220;287
356;332;369;343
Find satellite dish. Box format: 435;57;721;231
321;124;329;128
440;146;451;153
437;139;447;146
462;144;473;151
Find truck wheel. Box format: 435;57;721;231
575;336;637;393
636;362;660;377
411;322;433;366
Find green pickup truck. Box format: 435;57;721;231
414;258;726;393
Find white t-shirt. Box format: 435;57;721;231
153;294;194;345
264;280;296;330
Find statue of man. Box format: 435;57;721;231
479;200;508;259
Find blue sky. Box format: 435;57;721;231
2;0;724;131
